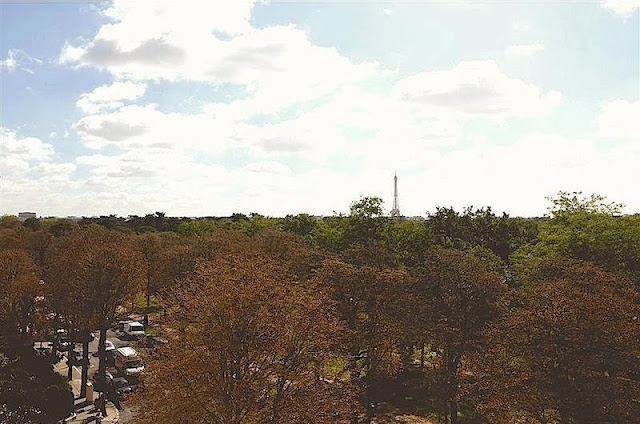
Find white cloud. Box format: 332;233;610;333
376;133;640;217
602;0;640;16
60;1;378;115
1;128;77;215
512;22;531;31
72;104;253;152
48;3;622;218
76;81;147;113
0;51;17;70
1;127;55;163
391;60;561;119
506;43;544;57
594;99;640;140
49;130;640;217
1;49;42;73
244;161;292;175
67;59;564;210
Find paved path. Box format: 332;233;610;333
54;357;121;423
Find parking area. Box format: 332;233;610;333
55;326;146;423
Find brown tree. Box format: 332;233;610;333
475;259;640;424
46;227;144;396
82;227;144;393
413;248;504;424
319;258;407;376
46;233;92;381
133;241;356;424
0;249;39;336
137;233;162;328
25;230;53;278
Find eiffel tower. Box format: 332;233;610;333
390;171;400;217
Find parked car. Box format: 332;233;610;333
117;320;134;332
54;329;72;352
112;376;135;395
123;321;145;338
92;370;114;392
70;349;87;365
92;340;116;357
115;347;144;376
56;336;72;352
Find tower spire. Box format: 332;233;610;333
391;171;400;217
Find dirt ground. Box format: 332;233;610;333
372;414;437;423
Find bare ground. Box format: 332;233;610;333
372;413;438;424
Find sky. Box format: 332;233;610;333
1;0;639;218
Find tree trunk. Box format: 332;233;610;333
420;342;425;368
52;314;59;352
19;298;29;335
80;333;90;398
143;256;151;328
271;376;285;424
98;325;107;386
67;325;75;381
450;398;458;424
448;357;458;424
144;287;150;328
538;411;548;424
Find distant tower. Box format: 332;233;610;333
390;172;400;217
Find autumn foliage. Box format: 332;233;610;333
134;235;358;424
475;259;640;424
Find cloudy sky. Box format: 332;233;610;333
1;0;639;218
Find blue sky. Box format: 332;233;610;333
1;0;639;217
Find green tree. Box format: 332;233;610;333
0;351;73;424
546;190;624;217
282;213;318;237
0;216;22;230
383;218;433;267
530;192;640;289
177;219;218;236
307;216;347;252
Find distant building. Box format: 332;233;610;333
407;216;425;221
18;212;37;221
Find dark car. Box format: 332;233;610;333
56;337;72;352
54;329;72;352
92;371;114;392
70;349;88;365
112;376;135;395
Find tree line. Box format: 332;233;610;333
0;191;638;423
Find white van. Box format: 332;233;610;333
115;347;144;376
123;321;145;338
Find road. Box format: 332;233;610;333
83;328;136;422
